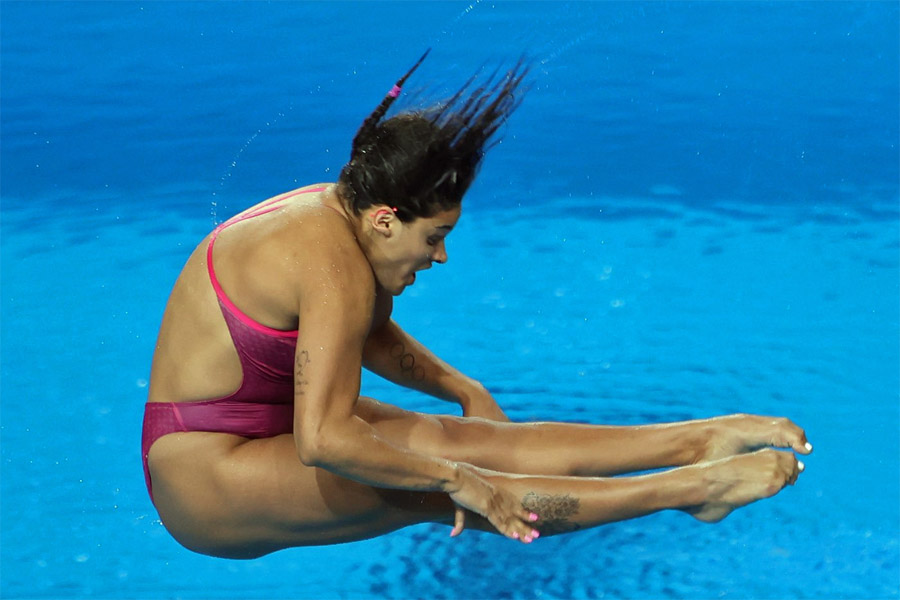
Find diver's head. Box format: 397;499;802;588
337;50;530;223
336;51;529;295
352;201;461;296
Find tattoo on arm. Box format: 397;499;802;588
389;342;425;382
294;350;311;396
521;492;581;535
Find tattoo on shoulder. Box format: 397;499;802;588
521;492;581;535
389;342;425;382
294;350;311;396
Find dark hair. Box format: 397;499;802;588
337;51;530;222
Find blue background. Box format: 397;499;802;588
1;2;898;598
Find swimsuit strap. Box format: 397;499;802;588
206;186;327;337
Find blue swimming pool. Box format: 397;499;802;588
2;2;898;598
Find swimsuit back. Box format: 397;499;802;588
205;187;326;404
142;187;327;502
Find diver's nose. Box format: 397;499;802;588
432;239;448;264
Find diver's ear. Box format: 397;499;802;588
371;206;397;237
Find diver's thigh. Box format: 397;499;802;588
353;396;472;452
149;432;449;557
353;396;505;464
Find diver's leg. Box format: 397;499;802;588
355;397;810;477
472;447;802;536
148;432;452;558
147;429;801;558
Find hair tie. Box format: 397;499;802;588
388;84;402;98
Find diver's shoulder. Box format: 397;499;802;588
282;201;368;272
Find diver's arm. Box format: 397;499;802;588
290;230;530;539
363;318;509;421
289;236;440;487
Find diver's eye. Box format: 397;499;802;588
426;237;438;247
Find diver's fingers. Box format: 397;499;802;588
450;506;465;538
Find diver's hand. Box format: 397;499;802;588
446;465;539;542
461;386;510;422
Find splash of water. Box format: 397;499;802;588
429;0;485;48
210;103;294;225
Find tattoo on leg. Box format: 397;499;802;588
294;350;311;396
389;342;425;382
521;492;581;535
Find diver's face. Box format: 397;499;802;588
371;206;460;296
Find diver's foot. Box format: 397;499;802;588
697;414;812;464
684;449;804;523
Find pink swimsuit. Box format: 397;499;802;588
141;187;325;502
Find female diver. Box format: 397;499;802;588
142;52;811;559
